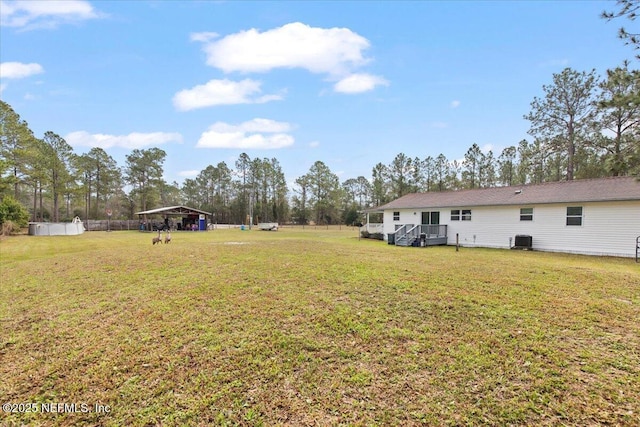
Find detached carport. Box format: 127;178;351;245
135;205;213;231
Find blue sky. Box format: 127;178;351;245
0;0;634;187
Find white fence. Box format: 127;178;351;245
360;223;383;234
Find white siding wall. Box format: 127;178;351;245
384;201;640;257
383;209;418;236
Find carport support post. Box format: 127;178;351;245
456;233;459;252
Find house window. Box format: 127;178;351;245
451;209;471;221
520;207;533;221
566;206;583;226
422;211;440;225
393;211;400;221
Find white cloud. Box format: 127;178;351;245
178;170;200;178
450;100;460;108
189;31;218;43
309;141;320;148
239;117;291;133
188;22;388;96
0;62;44;79
333;73;388;94
65;131;183;149
1;0;100;29
173;78;283;111
208;118;292;135
196;118;294;150
198;132;294;150
195;22;371;76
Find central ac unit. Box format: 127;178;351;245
514;235;533;250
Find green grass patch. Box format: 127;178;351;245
1;228;639;426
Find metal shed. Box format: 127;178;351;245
135;205;213;231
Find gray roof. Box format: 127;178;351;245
135;205;212;216
375;176;640;211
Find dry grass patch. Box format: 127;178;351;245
1;228;639;426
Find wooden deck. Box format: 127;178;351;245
393;224;448;247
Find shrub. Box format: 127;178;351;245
0;196;29;234
360;231;384;240
2;220;22;236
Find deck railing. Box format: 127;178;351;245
405;224;421;242
393;224;410;238
393;224;448;246
420;224;447;238
360;223;384;234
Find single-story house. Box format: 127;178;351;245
365;176;640;258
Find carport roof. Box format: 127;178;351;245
134;205;212;216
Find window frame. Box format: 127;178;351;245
520;207;534;221
450;209;460;221
393;211;400;221
566;206;583;226
461;209;472;221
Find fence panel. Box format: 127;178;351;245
85;220;140;231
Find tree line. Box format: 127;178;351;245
1;64;638;229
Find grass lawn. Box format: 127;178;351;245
1;227;639;426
